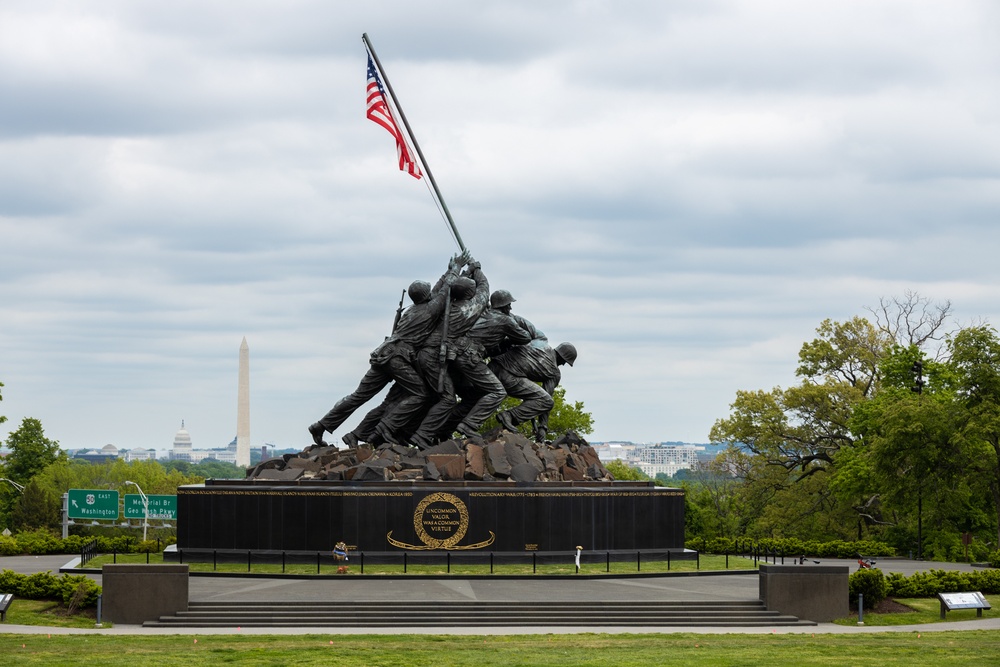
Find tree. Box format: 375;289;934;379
604;460;648;481
481;386;593;439
710;295;955;541
846;345;970;555
4;418;65;484
948;325;1000;546
867;290;952;353
0;379;6;427
10;478;60;531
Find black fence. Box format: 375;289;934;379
79;538;167;566
169;548;701;574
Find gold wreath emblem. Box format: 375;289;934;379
386;492;495;550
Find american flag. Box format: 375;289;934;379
366;55;422;179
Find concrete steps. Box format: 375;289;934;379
144;599;817;628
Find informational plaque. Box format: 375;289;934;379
938;591;991;619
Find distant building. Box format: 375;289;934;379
634;444;705;478
72;444;119;464
171;422;194;461
121;448;158;462
169;421;237;464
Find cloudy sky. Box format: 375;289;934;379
2;1;999;453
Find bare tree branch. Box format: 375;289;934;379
867;290;953;351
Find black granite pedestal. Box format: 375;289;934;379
176;480;684;556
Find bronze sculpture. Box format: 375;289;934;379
310;255;576;449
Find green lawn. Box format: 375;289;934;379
833;595;1000;626
3;632;1000;666
79;553;756;575
1;599;99;629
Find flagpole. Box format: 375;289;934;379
363;33;467;254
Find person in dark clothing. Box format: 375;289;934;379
308;253;467;446
491;340;577;442
438;290;533;439
407;258;501;448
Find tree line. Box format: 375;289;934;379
699;292;1000;561
0;400;244;532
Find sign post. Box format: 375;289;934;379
124;494;177;521
67;490;120;521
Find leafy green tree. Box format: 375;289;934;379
604;460;648;481
481;386;593;439
682;458;747;539
0;379;6;427
10;478;60;531
4;418;65;484
948;325;1000;546
162;458;243;480
710;294;953;541
33;459;203;498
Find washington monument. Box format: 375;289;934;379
236;337;250;467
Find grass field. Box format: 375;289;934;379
79;553;756;575
3;631;1000;666
1;599;98;629
833;595;999;626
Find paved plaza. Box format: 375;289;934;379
0;554;996;635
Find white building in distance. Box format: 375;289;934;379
635;444;705;478
169;421;237;464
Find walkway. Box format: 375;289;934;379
0;555;995;635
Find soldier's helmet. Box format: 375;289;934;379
408;280;432;304
451;277;477;299
554;342;577;367
490;290;516;309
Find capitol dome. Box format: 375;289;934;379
173;421;192;452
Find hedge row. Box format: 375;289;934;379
686;537;896;559
0;569;101;609
0;530;175;556
885;568;1000;597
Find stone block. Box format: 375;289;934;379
465;444;485;480
285;457;322;471
759;564;849;623
486;442;512;478
255;468;304;481
580;445;601;468
102;564;189;625
566;452;587;471
425;440;463;456
428;454;465;481
510;462;540;482
399;456;426;470
560;464;584;481
587;463;609;480
520;444;545;473
503;441;528;469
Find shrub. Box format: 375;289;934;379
849;568;888;609
59;574;100;608
0;568;21;593
0;535;19;556
686;537;896;558
885;568;1000;598
15;529;62;555
19;571;63;599
0;569;101;609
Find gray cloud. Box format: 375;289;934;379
1;0;999;449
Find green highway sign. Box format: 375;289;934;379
123;494;177;520
67;489;119;520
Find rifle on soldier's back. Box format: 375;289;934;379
437;293;451;393
390;288;406;334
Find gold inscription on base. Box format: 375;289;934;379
386;492;495;550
